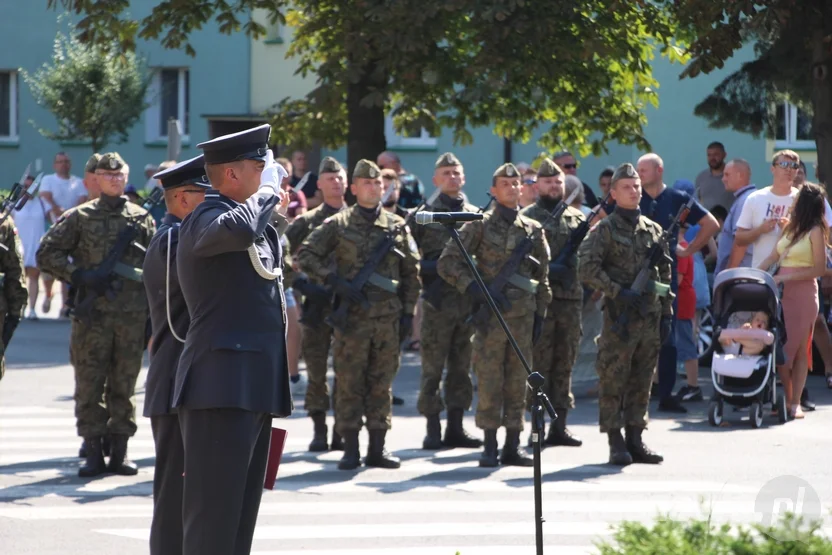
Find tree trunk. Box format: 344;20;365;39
345;62;387;205
811;19;832;190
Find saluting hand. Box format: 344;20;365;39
261;150;288;204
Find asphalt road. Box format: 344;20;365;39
2;303;832;554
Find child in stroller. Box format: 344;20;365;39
719;311;771;356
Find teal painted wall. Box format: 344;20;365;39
0;1;249;189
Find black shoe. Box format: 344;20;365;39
330;429;344;451
442;408;482;448
500;429;534;467
675;385;703;402
392;395;405;406
422;414;442;450
308;413;328;452
365;430;401;469
544;409;582;447
479;430;499;468
78;437;107;478
337;431;361;470
107;435;138;476
658;396;687;413
625;426;663;464
607;429;632;466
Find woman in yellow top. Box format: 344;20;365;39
758;182;829;419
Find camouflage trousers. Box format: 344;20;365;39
69;311;146;438
527;299;581;411
472;313;533;431
301;319;333;415
596;306;661;433
417;301;474;416
332;313;400;435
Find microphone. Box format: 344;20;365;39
414;211;484;225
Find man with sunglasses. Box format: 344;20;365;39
37;152;157;477
554;150;600;209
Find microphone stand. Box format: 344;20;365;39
440;221;554;555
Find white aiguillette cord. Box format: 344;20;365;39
166;226;186;344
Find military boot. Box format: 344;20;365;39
500;429;534;466
545;409;582;447
365;430;401;469
479;430;499;468
607;429;633;466
337;430;361;470
78;437;106;478
330;429;344;451
308;413;328;452
107;435;139;475
625;426;663;464
442;408;483;448
79;436;110;458
422;414;442;450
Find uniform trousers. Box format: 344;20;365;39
69;312;146;437
179;407;272;555
301;320;333;415
150;413;184;555
657;275;679;400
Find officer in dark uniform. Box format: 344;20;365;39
172;124;292;555
142;155;209;555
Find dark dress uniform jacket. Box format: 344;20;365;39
172;187;292;417
142;214;188;417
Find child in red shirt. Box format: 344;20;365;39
675;232;702;402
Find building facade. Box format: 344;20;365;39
0;1;250;190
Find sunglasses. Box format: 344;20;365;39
561;163;578;170
774;161;800;170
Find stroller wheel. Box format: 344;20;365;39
708;399;723;427
750;402;764;428
777;394;788;424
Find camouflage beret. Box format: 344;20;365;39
319;156;344;175
611;162;638;184
536;158;562;178
435;152;462;169
493;163;520;179
97;152;126;172
353;159;381;180
84;153;102;174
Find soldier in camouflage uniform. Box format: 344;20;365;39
0;212;28;382
577;163;672;466
37;152;156;477
520;158;584;448
437;163;552;468
411;152;482;450
297;159;420;470
284;156;347;452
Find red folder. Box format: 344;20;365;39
263;427;287;490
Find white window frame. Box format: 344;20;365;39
145;68;189;143
775;102;815;149
384;114;437;148
0;71;18;142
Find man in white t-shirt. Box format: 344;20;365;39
735;150;801;269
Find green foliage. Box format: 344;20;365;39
21;19;150;152
595;511;832;554
48;0;690;159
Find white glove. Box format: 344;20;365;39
260;149;287;193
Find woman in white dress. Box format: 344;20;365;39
11;175;48;320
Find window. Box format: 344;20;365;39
146;68;189;142
385;114;437;148
775;102;814;149
0;71;18;141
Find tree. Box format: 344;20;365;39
671;0;832;185
51;0;688;185
22;19;150;152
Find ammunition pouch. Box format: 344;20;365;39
508;273;539;294
367;272;399;294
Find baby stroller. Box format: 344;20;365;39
708;268;788;428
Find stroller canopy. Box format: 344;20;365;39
712;268;780;319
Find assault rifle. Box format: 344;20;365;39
0;166;39;228
610;197;695;340
547;192;611;290
325;191;438;333
421;194;494;310
468;187;579;333
142;186;165;212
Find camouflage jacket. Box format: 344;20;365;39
283;202;345;286
577;209;673;317
296;204;421;318
437;206;552;318
0;219;27;318
36;195;156;313
521;201;585;302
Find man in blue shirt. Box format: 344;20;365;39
714;159;757;274
636;154;720;413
